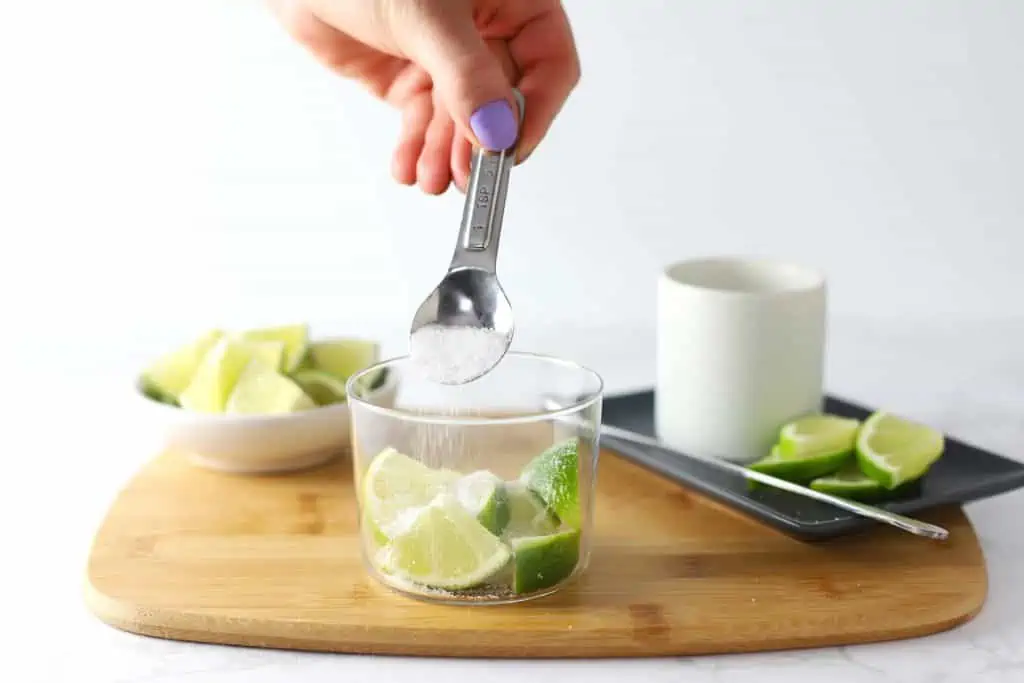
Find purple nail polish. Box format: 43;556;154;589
470;99;518;151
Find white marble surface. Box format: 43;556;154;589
7;317;1024;683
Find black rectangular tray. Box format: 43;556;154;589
600;390;1024;540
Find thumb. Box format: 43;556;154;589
392;1;519;151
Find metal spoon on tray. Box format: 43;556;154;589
409;89;526;385
541;396;950;542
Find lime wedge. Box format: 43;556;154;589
510;528;581;594
304;339;380;381
810;462;890;501
179;339;258;413
747;444;851;484
361;448;460;541
245;340;287;372
239;324;309;373
292;369;348;406
380;494;511;590
520;439;580;528
778;414;860;459
454;471;509;535
224;360;315;415
502;481;559;538
140;329;223;403
856;411;944;489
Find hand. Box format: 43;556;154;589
269;0;580;194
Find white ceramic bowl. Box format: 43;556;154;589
134;371;399;474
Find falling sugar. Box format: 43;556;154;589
409;324;510;385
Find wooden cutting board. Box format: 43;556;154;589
85;446;987;658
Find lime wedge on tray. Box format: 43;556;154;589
856;411;944;489
379;494;512;590
778;414;860;459
747;444;852;484
810;462;890;500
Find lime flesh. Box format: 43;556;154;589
502;481;559;538
240;324;309;373
361;448;460;541
292;369;349;406
303;339;380;380
179;339;258;413
856;412;944;489
520;439;581;528
141;329;223;403
454;471;509;536
379;494;511;591
778;414;860;459
225;360;315;415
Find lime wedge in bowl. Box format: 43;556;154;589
292;369;349;406
140;329;224;404
225;361;315;415
304;338;380;380
856;411;944;489
239;323;309;373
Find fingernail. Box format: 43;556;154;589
470;99;518;150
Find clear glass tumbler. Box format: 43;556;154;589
346;352;603;605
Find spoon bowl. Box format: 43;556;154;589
408;89;525;384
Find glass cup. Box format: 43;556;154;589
346;352;603;605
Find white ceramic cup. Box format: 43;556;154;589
655;257;827;464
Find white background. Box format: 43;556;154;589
2;2;1023;681
3;0;1023;368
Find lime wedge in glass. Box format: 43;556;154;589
520;439;580;528
510;528;580;594
747;444;851;484
502;481;559;538
361;448;460;541
454;471;509;536
140;329;224;404
224;360;315;415
778;414;860;459
380;494;511;591
856;411;944;489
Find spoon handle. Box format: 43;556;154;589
449;89;526;272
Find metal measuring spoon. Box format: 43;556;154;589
409;89;525;385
